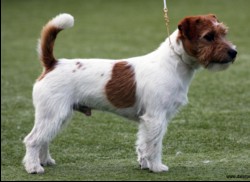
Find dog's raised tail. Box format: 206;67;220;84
37;13;74;71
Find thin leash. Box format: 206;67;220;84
163;0;187;68
163;0;174;50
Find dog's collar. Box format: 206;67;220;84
169;41;199;70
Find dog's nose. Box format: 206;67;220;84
228;49;237;59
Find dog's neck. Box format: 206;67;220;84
167;29;201;70
153;30;199;92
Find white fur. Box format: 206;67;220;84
50;13;74;29
23;14;230;174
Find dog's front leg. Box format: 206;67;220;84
136;114;169;172
39;142;56;167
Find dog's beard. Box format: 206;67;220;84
206;62;232;71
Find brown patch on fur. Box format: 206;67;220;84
37;66;57;81
177;14;235;67
105;61;136;108
71;62;84;73
76;62;83;69
40;25;62;70
37;23;62;81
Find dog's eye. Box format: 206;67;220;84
203;33;215;42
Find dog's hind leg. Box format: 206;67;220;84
23;104;73;174
136;113;169;172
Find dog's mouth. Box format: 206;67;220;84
210;59;235;65
205;59;236;71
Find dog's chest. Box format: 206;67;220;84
171;82;188;109
160;68;193;116
172;70;193;107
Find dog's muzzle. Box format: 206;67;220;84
210;48;237;65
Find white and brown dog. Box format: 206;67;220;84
23;13;237;174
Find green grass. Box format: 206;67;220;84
1;0;250;180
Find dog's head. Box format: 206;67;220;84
177;14;237;71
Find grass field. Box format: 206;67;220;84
1;0;250;181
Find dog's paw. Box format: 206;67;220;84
139;158;148;170
40;158;56;167
25;164;45;174
150;163;169;173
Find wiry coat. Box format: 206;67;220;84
23;13;237;174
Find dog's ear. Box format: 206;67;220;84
178;17;191;40
178;16;203;41
208;14;218;21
